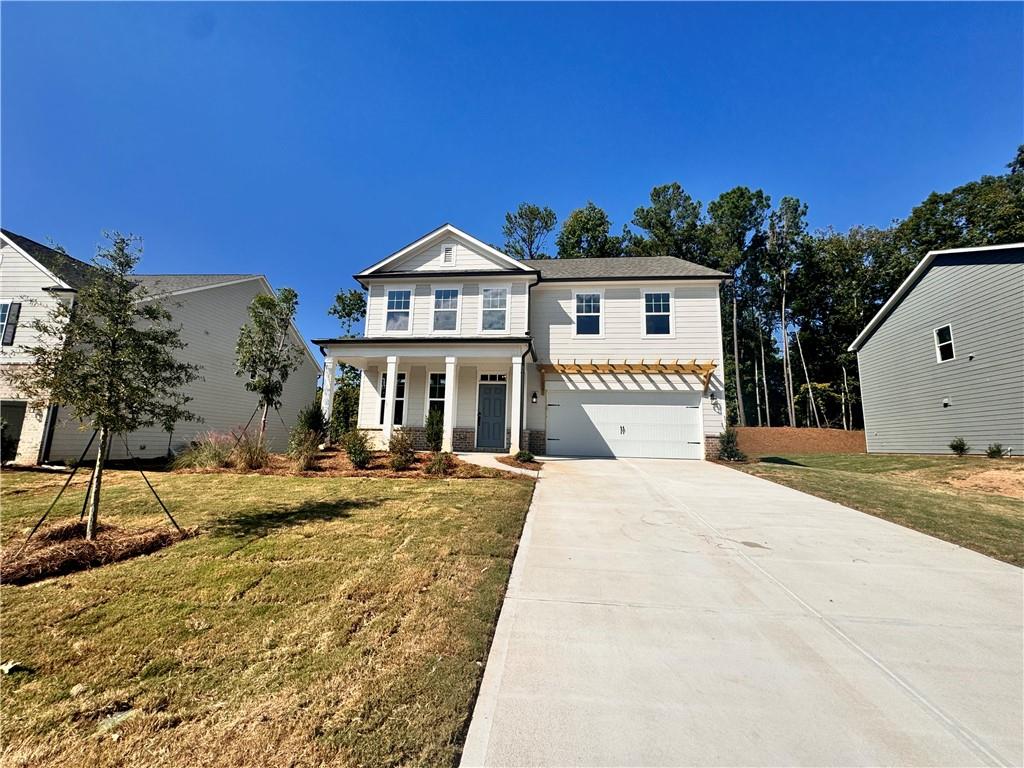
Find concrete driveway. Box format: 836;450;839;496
461;458;1023;767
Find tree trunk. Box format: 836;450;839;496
841;365;850;430
85;425;110;541
780;292;796;426
259;403;270;443
758;322;771;428
731;283;746;426
795;330;821;428
753;358;763;427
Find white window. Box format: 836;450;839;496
432;288;460;332
643;291;672;336
0;300;19;347
441;243;455;265
0;302;10;341
481;286;509;331
479;373;507;382
934;325;955;362
574;291;602;336
379;372;406;425
385;289;411;332
427;372;446;416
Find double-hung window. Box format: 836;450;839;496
481;286;508;331
644;292;671;336
934;325;955;362
427;373;446;415
0;302;11;344
386;290;411;332
432;288;459;332
575;292;601;336
379;372;406;425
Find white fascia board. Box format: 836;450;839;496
356;223;533;276
319;341;530;361
2;237;73;289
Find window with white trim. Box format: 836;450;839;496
479;373;507;382
432;288;459;331
379;372;406;424
575;292;601;335
934;325;955;362
481;286;508;331
644;292;671;335
0;303;10;341
427;373;446;415
385;290;411;332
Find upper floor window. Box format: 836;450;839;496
644;292;671;336
0;301;19;346
432;288;460;332
574;292;601;336
386;289;411;332
934;325;955;362
481;286;508;331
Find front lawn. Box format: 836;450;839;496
735;454;1023;566
0;468;534;767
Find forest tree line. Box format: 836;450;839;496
499;146;1024;429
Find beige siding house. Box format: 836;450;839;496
316;224;728;459
0;230;318;464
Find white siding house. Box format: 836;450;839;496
316;224;728;459
0;230;318;464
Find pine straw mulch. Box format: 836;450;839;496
0;521;197;586
495;455;544;471
174;447;527;480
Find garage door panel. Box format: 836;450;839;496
547;391;703;459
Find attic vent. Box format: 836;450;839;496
442;245;454;264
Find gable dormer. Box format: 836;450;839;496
355;224;536;278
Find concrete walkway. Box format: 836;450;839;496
461;458;1023;767
458;452;540;478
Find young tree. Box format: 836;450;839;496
626;182;705;261
8;233;198;540
326;288;366;437
556;202;622;259
235;287;304;442
503;203;557;260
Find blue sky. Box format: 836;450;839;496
2;2;1021;343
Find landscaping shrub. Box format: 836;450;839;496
514;450;535;463
289;426;321;471
949;436;970;456
425;408;444;452
341;429;372;469
388;428;416;471
717;427;747;461
985;443;1011;459
295;401;327;440
233;431;269;470
172;431;234;469
426;451;455;477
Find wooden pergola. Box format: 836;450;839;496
537;359;717;393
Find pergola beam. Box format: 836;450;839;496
537;359;717;392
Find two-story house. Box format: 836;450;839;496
314;224;728;460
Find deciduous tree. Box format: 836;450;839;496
556;202;622;259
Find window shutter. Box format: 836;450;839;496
2;303;21;346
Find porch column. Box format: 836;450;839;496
441;355;457;452
509;355;523;454
381;355;399;444
320;356;338;425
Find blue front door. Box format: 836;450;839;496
477;383;507;450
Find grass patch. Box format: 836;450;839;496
0;467;534;767
736;454;1023;566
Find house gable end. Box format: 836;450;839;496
357;224;533;277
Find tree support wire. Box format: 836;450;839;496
16;429;98;557
120;435;182;533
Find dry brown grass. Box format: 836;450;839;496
0;467;534;767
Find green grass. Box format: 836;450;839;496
736;454;1023;566
0;468;534;767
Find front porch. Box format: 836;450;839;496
317;339;533;454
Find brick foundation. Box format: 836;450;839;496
453;428;475;452
526;430;546;455
0;365;48;465
704;435;720;460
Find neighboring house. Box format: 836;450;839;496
848;242;1024;454
315;224;728;459
0;229;318;464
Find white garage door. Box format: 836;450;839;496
545;390;703;459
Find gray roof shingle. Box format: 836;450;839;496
1;228;101;289
133;274;260;294
521;255;727;281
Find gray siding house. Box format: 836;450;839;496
849;243;1024;454
0;229;319;464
